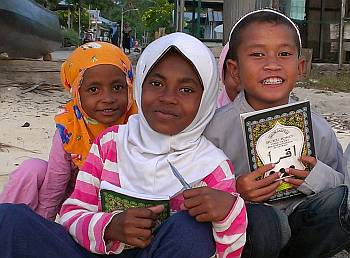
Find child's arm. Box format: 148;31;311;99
59;139;120;254
183;160;247;258
36;130;72;220
59;127;130;255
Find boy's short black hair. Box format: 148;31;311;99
227;9;301;62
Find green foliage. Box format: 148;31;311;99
35;0;175;42
141;0;174;34
61;28;80;46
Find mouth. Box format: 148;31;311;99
260;76;285;86
154;109;179;120
98;108;119;116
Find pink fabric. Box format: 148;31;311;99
60;126;247;256
217;42;232;108
0;130;74;221
0;158;47;208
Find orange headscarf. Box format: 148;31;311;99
55;42;137;168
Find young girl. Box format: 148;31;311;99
0;33;246;258
216;42;241;108
0;42;137;221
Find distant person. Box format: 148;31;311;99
0;42;137;221
122;23;132;54
83;30;94;44
109;22;120;46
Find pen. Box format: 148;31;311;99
167;160;191;190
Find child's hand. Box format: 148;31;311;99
236;163;281;202
104;205;164;248
182;186;236;222
283;156;317;188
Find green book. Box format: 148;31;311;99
100;181;170;226
240;100;316;202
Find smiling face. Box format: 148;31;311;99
79;64;128;127
227;21;305;110
141;50;203;136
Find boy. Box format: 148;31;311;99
204;9;349;258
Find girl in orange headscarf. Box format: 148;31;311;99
0;42;137;220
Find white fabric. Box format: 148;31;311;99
117;32;228;197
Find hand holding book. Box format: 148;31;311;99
104;205;164;248
236;163;282;202
282;155;317;188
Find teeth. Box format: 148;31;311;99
262;77;283;85
103;109;113;112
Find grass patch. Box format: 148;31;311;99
300;69;350;93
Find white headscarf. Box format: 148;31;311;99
117;32;228;197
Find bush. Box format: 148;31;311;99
61;29;79;47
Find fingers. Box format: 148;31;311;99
147;205;164;215
247;181;281;202
183;187;204;199
126;234;153;248
283;167;309;188
184;194;202;209
250;163;276;179
130;238;151;248
286;167;309;179
283;177;304;188
128;207;160;220
299;155;317;167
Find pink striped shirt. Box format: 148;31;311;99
60;126;247;257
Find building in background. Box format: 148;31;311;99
171;0;224;40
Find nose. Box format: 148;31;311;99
101;89;115;103
159;87;177;104
263;55;282;71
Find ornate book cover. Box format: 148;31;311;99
240;101;316;202
100;181;170;226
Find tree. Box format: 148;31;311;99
141;0;174;35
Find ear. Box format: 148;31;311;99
297;57;306;79
226;59;240;83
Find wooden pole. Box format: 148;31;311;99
179;0;185;32
339;0;346;69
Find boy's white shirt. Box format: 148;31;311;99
204;91;346;214
116;33;228;197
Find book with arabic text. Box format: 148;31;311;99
240;101;316;202
100;181;170;225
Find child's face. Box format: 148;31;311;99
141;51;203;135
227;22;305;110
79;64;128;126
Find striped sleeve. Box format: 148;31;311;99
59;126;124;254
203;160;247;258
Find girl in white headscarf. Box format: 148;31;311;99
0;32;246;258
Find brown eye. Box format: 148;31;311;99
88;86;98;93
179;87;194;93
151;81;162;87
250;52;264;57
279;51;292;57
113;84;125;91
